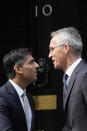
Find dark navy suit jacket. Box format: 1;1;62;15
0;81;35;131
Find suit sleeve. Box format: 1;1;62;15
81;73;87;104
0;96;13;131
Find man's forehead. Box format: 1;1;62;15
49;36;58;47
51;35;57;42
25;55;34;60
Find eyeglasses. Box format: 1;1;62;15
49;44;64;53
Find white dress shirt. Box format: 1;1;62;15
65;58;82;84
9;79;32;131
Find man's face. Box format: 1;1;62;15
48;35;66;69
20;55;39;84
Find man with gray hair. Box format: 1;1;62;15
48;27;87;131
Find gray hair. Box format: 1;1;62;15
51;27;83;56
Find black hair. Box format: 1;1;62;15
3;48;32;79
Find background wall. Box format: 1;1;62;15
0;1;87;131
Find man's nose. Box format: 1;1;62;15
48;52;52;59
35;62;39;68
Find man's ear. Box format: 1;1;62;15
14;65;22;74
64;44;70;54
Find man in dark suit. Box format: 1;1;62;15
0;48;39;131
48;27;87;131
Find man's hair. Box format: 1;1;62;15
51;27;83;56
3;48;32;79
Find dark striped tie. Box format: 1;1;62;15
63;74;68;94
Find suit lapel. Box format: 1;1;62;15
63;73;77;110
5;81;26;119
63;60;85;110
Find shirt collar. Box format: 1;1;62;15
66;58;82;77
9;79;26;97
